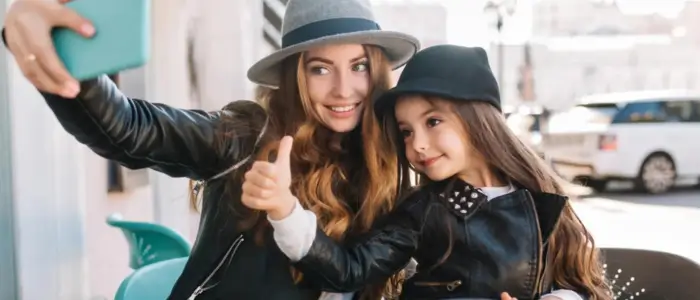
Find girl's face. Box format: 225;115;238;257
394;95;481;181
304;44;370;133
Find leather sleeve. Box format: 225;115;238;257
41;75;255;180
293;194;424;293
3;28;263;180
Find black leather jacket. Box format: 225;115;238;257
294;178;571;300
30;75;322;300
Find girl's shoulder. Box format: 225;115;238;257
395;184;441;212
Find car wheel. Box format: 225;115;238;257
637;153;676;194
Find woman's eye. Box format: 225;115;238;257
353;62;368;72
400;129;412;138
310;66;329;75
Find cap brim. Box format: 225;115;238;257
247;30;420;89
374;77;504;118
374;78;464;119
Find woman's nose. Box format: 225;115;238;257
332;70;353;99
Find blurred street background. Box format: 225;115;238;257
570;184;700;263
1;0;699;299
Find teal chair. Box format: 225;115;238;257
106;213;192;269
115;257;187;300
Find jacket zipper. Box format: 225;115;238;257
188;235;245;300
187;287;204;300
526;194;544;299
536;241;551;295
414;280;462;291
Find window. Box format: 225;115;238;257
663;100;693;122
612;101;665;124
691;101;700;122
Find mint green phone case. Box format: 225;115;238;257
52;0;150;81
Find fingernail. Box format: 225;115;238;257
62;90;77;99
81;24;95;36
63;81;80;98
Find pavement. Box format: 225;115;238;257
568;182;700;263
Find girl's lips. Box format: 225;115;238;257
421;155;443;167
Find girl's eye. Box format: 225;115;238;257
400;129;412;138
427;118;442;127
309;66;329;75
353;62;368;72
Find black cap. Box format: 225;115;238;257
374;45;501;117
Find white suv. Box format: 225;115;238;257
543;90;700;194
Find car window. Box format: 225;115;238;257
612;101;665;123
689;100;700;122
663;101;694;122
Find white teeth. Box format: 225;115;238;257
330;105;356;112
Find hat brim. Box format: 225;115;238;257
374;77;502;119
374;78;463;119
247;30;419;89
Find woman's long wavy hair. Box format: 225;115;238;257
382;97;612;300
192;45;408;300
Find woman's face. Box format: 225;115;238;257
304;44;370;133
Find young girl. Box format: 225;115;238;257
242;45;611;300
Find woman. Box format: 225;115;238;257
1;0;419;299
242;45;610;299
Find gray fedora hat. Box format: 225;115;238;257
247;0;420;88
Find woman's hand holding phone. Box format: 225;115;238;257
3;0;94;98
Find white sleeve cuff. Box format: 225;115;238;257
541;289;585;300
268;200;318;262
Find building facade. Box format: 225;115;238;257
496;0;700;109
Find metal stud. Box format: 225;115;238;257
603;264;647;300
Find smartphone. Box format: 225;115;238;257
52;0;150;81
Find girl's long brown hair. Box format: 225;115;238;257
383;97;612;300
193;45;408;300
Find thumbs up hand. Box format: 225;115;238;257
242;136;297;220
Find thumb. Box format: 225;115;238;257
274;136;294;173
52;3;96;38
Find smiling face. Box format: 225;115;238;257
395;95;484;181
302;44;371;133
